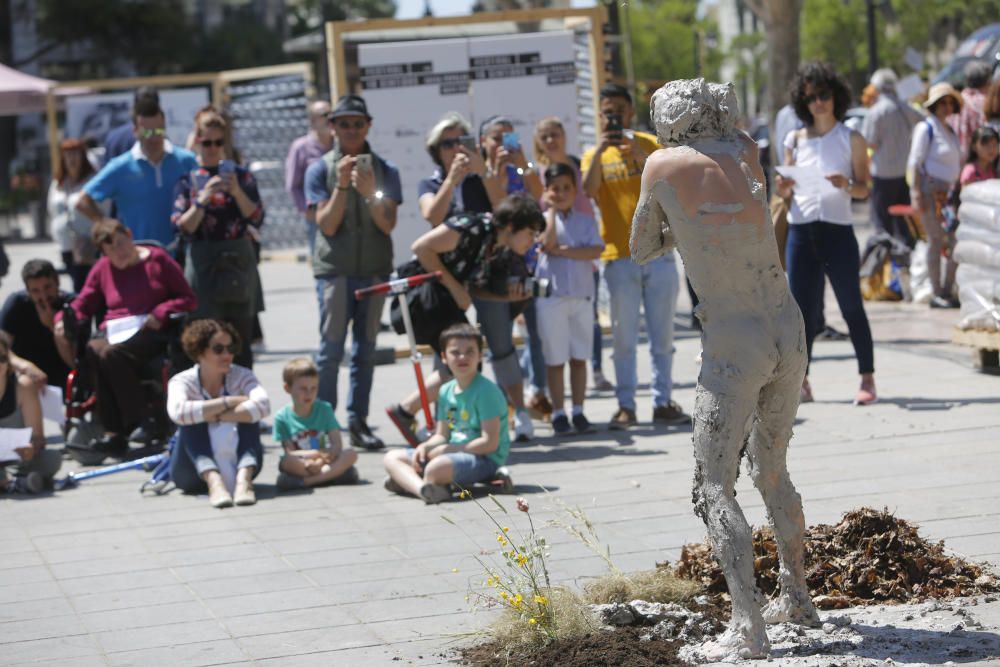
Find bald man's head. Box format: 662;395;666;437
309;100;333;137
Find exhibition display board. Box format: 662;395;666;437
358;31;579;260
327;7;607;264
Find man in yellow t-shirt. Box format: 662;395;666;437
581;83;690;431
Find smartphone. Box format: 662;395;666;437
193;169;211;191
218;159;236;176
605;113;623;140
355;154;373;173
458;135;478;153
502;131;521;151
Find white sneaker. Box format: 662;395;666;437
513;409;533;442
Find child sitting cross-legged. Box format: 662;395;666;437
273;358;359;491
383;323;511;504
537;162;605;435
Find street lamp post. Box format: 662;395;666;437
866;0;878;76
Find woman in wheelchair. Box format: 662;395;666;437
55;219;197;455
167;319;269;508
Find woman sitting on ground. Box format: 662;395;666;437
0;333;61;493
167;319;269;508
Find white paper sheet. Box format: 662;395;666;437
775;165;839;197
0;428;33;461
40;385;65;426
896;74;925;103
106;314;148;345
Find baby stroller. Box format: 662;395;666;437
61;304;188;466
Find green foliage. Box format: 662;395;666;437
33;0;193;75
801;0;1000;94
287;0;397;37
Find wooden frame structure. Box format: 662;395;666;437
43;62;315;170
324;6;608;122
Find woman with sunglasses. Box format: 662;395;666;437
418;112;501;227
173;111;264;368
775;61;876;405
907;83;965;309
167;319;269;508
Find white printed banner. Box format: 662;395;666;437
65;87;210;152
358;31;579;265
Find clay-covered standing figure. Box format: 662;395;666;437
631;78;820;659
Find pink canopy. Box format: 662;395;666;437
0;61;87;115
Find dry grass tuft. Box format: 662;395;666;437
489;586;597;650
583;568;701;605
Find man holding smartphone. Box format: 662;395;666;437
581;83;690;431
303;94;402;451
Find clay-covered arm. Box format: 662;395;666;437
630;160;674;265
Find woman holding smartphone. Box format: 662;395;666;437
173;111;264;368
418;112;503;226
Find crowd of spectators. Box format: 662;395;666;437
2;62;998;504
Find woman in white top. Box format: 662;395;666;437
47;139;98;292
167;319;270;508
775;61;876;406
907;83;963;308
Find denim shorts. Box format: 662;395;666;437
404;449;499;486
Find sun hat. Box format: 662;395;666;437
923;82;963;110
328;95;371;120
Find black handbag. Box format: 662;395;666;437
390;260;467;350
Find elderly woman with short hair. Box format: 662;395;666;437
417;112;503;226
167;319;269;508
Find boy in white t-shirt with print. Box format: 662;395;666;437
536;162;605;435
273;358;359;490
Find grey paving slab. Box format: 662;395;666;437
95;619;232;654
235;623;382;660
56;568;182;597
1;635;103;666
79;600;215;634
106;639;249;667
220;604;359;638
68;582;198;614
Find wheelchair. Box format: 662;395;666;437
61;304;190;466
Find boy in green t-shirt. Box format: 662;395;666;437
383;324;512;504
274;358;359;490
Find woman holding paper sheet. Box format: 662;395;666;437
0;333;61;493
55;219;197;454
775;61;876;406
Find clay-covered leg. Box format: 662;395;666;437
691;383;769;660
747;372;820;627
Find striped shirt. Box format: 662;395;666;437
862;93;924;179
167;364;270;426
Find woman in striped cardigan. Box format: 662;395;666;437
167;319;270;508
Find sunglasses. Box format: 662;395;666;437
804;90;833;105
438;138;462;149
210;343;239;355
200;138;225;148
137;127;166;139
335;119;367;130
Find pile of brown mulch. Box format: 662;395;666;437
673;507;1000;608
461;627;686;667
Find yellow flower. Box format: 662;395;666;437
486;577;495;587
516;554;530;567
528;618;537;625
534;595;548;605
502;527;509;533
452;567;459;573
459;489;471;499
499;591;509;600
496;535;507;546
514;593;523;604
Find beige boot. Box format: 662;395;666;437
234;468;256;506
205;471;233;509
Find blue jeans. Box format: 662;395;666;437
170;423;262;493
519;299;546;392
473;297;526;390
593;269;603;371
603;255;679;411
786;222;874;375
316;274;387;421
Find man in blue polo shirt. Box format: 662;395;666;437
76;98;197;246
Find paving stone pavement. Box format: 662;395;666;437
1;238;998;666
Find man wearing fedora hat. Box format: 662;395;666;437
303;94;403;450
